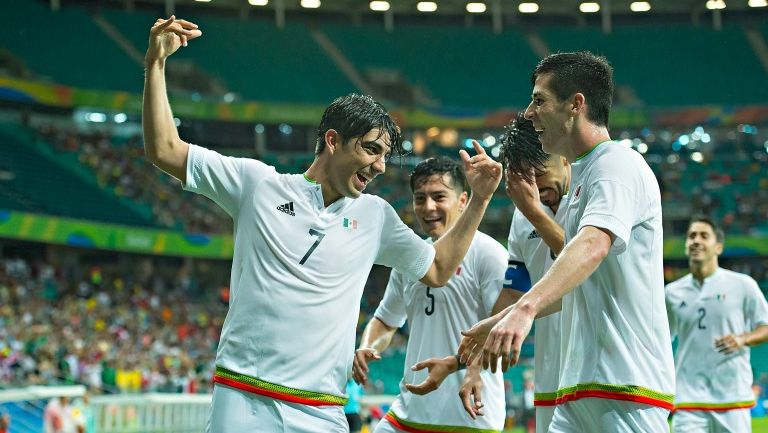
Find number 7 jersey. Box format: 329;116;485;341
184;145;435;403
665;267;768;410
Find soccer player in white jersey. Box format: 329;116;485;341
496;114;570;433
667;217;768;433
460;52;675;432
352;156;508;433
403;115;570;433
142;17;502;433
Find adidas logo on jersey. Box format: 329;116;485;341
277;202;295;216
528;230;540;240
679;301;687;309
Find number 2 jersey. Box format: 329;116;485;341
184;145;435;404
666;267;768;410
374;231;507;432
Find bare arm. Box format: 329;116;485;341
505;173;564;255
715;324;768;354
142;17;201;181
420;141;502;287
491;289;522;315
352;317;397;385
522;208;565;256
471;226;613;370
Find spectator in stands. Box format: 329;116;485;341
0;411;9;433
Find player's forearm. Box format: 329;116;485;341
359;317;397;353
516;226;610;317
423;195;490;286
745;324;768;347
522;207;565;255
491;289;523;316
142;60;188;180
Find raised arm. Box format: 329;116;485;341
420;141;502;287
142;16;201;181
352;317;397;386
505;171;564;255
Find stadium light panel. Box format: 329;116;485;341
579;2;600;12
194;0;212;2
466;2;487;13
301;0;321;8
248;0;268;5
370;1;390;11
748;0;767;6
705;0;726;9
518;3;539;13
630;1;651;12
417;1;438;12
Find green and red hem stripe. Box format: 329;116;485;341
534;383;674;410
675;400;755;412
213;365;348;406
384;411;501;433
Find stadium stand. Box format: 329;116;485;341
0;1;142;94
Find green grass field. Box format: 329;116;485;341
502;417;768;433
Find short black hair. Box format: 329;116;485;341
410;157;466;193
499;112;549;184
315;93;403;157
688;216;725;243
532;51;614;127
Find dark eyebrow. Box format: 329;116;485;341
363;140;392;156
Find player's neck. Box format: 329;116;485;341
690;259;718;284
305;159;342;207
568;126;611;162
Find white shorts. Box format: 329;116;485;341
206;384;348;433
548;398;670;433
536;405;555;433
672;409;751;433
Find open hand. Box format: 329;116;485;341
146;16;202;64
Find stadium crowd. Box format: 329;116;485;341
23;122;768;239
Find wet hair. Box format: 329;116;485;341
688;216;725;243
499;112;549;184
532;51;614;127
315;93;403;157
410;156;466;193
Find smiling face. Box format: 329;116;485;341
535;155;570;209
325;128;391;199
412;173;467;241
523;73;574;158
685;221;723;266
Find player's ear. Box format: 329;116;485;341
458;191;469;211
571;93;585;116
325;130;341;154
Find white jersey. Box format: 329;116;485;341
666;267;768;410
184;145;435;404
558;142;675;410
374;232;507;432
506;205;564;407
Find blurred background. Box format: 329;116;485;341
0;0;767;432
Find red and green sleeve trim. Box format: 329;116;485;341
535;383;674;410
675;400;755;412
384;411;501;433
213;365;348;406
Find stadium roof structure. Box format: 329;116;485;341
75;0;768;23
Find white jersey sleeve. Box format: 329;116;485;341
375;201;436;282
578;177;636;254
183;144;276;216
507;213;525;262
744;277;768;330
474;235;508;315
374;269;409;328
